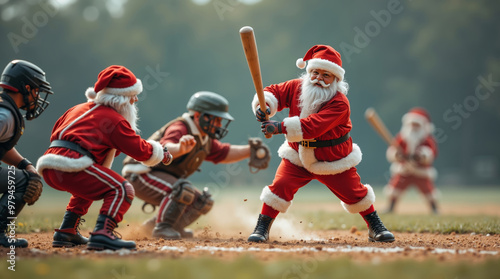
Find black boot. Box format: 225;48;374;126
248;214;274;242
363;211;395;242
0;222;28;248
53;211;89;247
87;214;136;250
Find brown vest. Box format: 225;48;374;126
123;117;211;178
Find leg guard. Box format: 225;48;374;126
0;168;29;248
153;179;195;240
173;187;214;238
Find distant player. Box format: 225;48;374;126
384;107;439;214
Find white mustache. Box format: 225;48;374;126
310;78;331;88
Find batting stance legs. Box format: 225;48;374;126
127;170;213;239
249;159;395;243
43;164;136;250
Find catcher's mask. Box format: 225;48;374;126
187;91;233;140
0;60;53;120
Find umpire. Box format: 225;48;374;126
0;60;53;248
122;91;270;239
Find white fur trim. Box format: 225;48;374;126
306;58;345;81
121;163;151;176
277;141;362;175
260;186;292;213
283;116;303;142
251;91;278;118
36;154;94;174
390;162;437;180
97;79;143;97
141;140;164;166
341;184;375;213
296;58;306;69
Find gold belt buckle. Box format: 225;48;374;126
300;139;316;149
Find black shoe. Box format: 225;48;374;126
53;211;88;247
0;232;28;248
248;214;274;243
87;215;136;250
363;211;395;242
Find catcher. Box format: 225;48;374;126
122;91;270;239
0;60;53;248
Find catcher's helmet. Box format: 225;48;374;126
187;91;233;140
0;60;53;120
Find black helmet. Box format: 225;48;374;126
187;91;234;139
0;60;53;120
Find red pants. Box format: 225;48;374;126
262;159;372;218
387;174;435;196
42;164;134;223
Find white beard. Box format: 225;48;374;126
299;73;337;117
400;124;427;154
92;93;140;132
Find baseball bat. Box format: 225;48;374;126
239;26;272;138
364;107;394;145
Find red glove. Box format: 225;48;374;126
162;147;173;165
261;120;282;136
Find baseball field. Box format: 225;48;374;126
1;184;499;279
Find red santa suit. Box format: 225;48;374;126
36;68;164;223
385;108;439;203
251;47;375;218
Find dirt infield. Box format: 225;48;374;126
3;227;499;263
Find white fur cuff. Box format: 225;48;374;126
260;186;292;213
251;91;278;118
283;116;303;142
341;184;375;213
141;140;164;166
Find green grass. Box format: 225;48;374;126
1;256;500;279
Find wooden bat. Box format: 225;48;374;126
364;107;394;145
239;26;271;138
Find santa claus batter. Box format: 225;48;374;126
248;45;395;243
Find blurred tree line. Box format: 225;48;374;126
0;0;498;189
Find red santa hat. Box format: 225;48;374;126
402;107;434;133
85;65;142;100
296;45;345;81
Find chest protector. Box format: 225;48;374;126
123;117;211;178
0;92;25;160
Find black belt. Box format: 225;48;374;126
299;132;350;148
49;140;95;162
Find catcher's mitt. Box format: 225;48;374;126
23;172;43;206
248;137;271;173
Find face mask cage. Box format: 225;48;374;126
199;113;232;140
